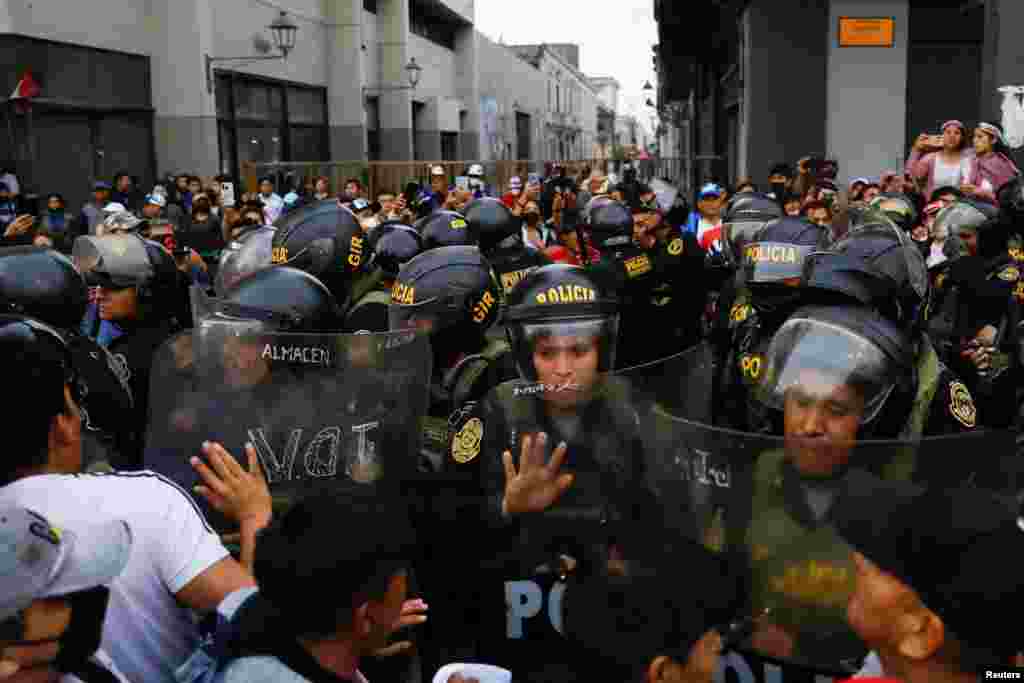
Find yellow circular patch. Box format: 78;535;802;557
450;218;467;230
730;303;751;323
949;381;976;429
667;238;684;256
451;417;483;464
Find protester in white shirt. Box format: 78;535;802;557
0;317;257;683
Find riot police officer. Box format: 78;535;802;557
712;216;829;431
614;194;707;369
344;221;421;333
868;192;919;233
464;196;550;296
712;192;784;336
270;199;367;310
445;263;666;682
927;199;1020;428
388;245;514;469
72;233;184;463
801;218;978;438
0;246;137;469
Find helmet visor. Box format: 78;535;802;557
72;234;153;288
388;297;463;336
756;317;896;425
215;230;274;297
508;316;620;406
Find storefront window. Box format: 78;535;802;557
215;73;328;188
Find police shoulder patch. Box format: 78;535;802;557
948;381;976;429
998;265;1020;283
667;238;684;256
730;303;751;323
451;416;484;464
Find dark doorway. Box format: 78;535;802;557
441;132;458;160
516;112;531;159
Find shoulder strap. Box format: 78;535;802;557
347;270;385;310
450;340;510;407
902;336;943;440
348;287;392;315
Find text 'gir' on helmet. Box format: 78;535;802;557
502;263;619;382
388;245;502;339
270;200;367;306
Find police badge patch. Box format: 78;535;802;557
948;381;976;428
667;238;684;256
451;417;483;464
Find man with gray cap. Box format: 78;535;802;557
0;505;132;682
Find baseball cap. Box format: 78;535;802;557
0;506;131;620
352;197;370;212
102;202;126;214
698;183;724;199
850;177;870;187
430;165;446;177
92;181;112;191
468;164;484;177
833;470;1024;658
508;176;522;191
433;664;511;683
145;193;166;208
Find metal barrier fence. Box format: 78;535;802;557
241;158;688;200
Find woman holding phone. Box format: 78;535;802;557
905;120;973;200
962;122;1021;202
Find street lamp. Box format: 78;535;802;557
363;58;423;94
205;11;298;94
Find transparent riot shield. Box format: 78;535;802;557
143;321;432;532
478;348;1020;680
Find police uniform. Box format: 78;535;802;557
442;264;670;683
612;232;707;370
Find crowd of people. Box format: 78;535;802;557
0;117;1023;683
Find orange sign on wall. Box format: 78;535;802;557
839;17;895;47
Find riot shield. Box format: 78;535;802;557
142;321;432;531
480;349;1020;680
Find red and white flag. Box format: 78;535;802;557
9;71;40;112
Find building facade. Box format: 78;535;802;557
0;0;605;209
507;43;601;163
589;76;621;159
654;0;1024;196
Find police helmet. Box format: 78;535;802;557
463;197;518;254
742;217;829;288
366;222;422;279
199;266;341;334
0;246;88;331
931;199;999;243
215;226;276;297
416;210;475;251
588;200;634;252
503;264;619;382
869;193;918;232
388;245;501;338
270;199;366;305
721;192;783;265
72;233;180;311
802;219;929;332
756;304;914;428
